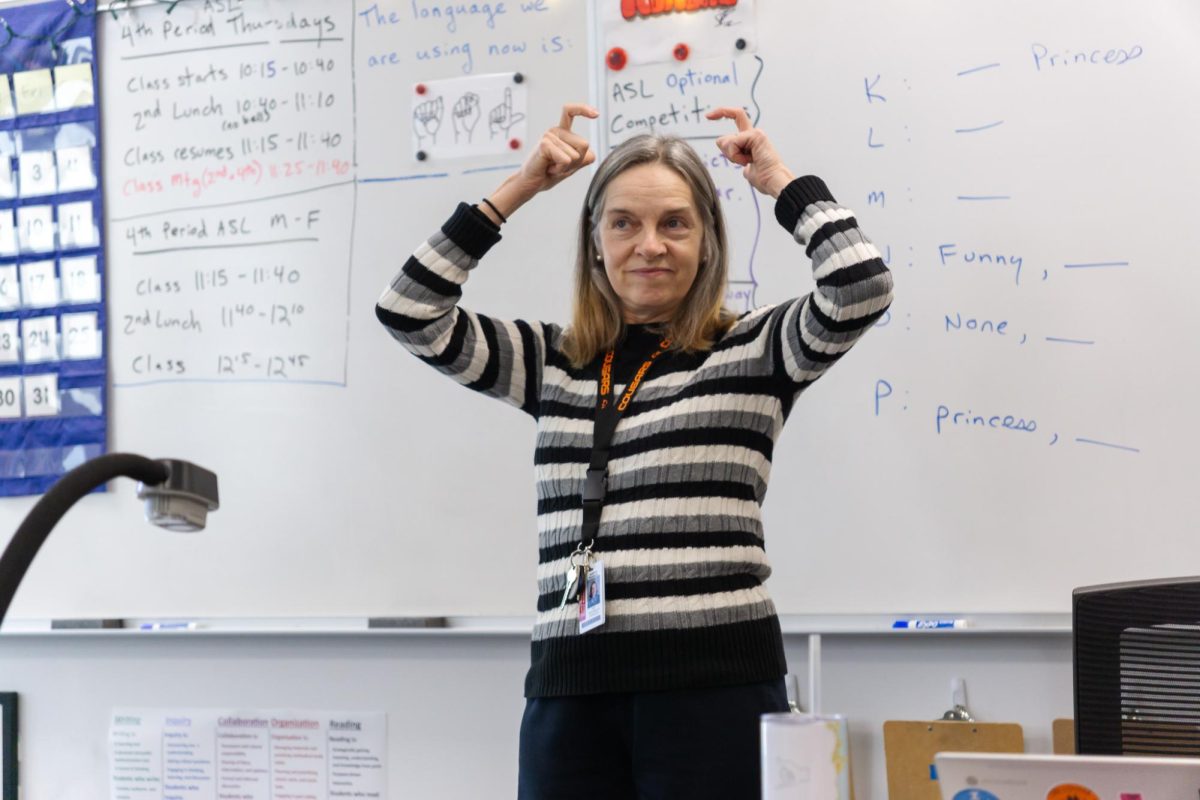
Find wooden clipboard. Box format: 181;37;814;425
883;720;1023;800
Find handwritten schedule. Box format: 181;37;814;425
105;3;354;387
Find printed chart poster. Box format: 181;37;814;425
0;1;106;496
411;72;528;161
110;709;386;800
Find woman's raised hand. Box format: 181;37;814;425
706;107;795;198
481;104;598;225
516;103;599;194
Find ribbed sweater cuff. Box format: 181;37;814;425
442;202;503;260
773;175;835;233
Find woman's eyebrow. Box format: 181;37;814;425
605;205;694;216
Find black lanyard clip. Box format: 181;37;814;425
583;467;607;505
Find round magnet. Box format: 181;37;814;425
415;84;427;95
606;47;627;71
1046;785;1099;800
509;138;521;150
416;150;428;161
673;43;689;61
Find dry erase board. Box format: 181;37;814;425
0;0;1196;621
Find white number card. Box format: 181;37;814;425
16;205;53;252
56;145;95;192
19;260;57;307
0;264;19;309
20;316;57;363
18;151;56;197
61;311;100;360
0;210;16;256
59;255;100;304
0;319;19;365
57;201;96;249
0;157;15;199
23;373;59;417
0;376;21;419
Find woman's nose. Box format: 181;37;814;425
636;230;667;257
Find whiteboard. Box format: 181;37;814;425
0;0;1196;620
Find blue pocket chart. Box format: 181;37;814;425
0;1;105;497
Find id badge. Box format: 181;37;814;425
578;560;606;633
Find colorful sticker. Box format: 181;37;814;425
952;790;999;800
1046;785;1099;800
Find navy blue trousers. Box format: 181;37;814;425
517;679;788;800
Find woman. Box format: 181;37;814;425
376;102;893;799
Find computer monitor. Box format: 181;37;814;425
1074;576;1200;756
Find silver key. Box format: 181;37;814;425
559;565;579;609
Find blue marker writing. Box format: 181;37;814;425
892;619;970;630
138;621;199;631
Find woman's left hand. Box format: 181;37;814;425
706;107;795;198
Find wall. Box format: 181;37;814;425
0;629;1073;798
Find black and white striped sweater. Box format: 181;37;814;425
376;176;893;697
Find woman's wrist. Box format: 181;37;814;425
763;167;797;199
478;172;541;225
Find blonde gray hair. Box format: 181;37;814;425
562;134;735;368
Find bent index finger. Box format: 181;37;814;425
706;106;752;132
559;103;600;131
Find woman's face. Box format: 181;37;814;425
597;163;703;324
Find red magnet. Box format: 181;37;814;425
415;83;427;95
606;47;628;71
509;138;521;150
673;43;689;61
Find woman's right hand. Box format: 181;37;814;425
515;103;598;195
480;104;598;225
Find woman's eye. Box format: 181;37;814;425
613;218;629;229
665;218;685;229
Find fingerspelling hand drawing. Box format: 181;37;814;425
452;92;481;144
413;96;444;148
488;88;525;139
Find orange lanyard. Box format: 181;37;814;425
582;338;671;548
597;338;671;415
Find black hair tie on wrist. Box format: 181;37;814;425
480;197;507;224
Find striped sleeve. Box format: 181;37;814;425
374;202;546;418
769;176;894;390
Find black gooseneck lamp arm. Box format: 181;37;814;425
0;453;219;629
